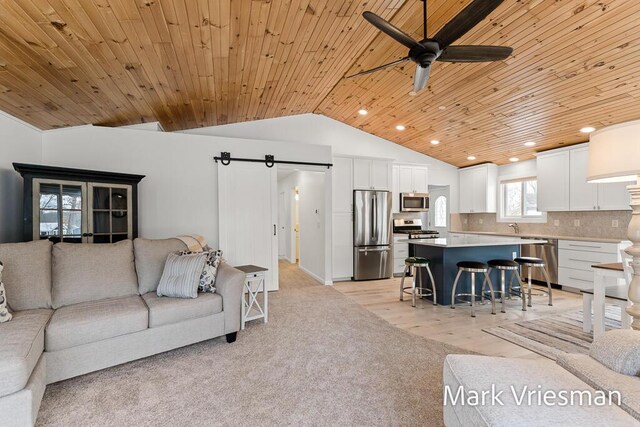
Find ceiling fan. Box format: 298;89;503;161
346;0;513;94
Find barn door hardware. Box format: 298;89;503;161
213;152;333;169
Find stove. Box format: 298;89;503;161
393;219;439;239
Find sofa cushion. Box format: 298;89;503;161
0;309;52;398
443;354;637;426
558;352;640;421
45;296;148;351
589;329;640;376
52;240;138;309
142;292;223;328
133;238;187;294
0;240;52;311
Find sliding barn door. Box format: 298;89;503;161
218;163;279;291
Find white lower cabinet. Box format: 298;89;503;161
332;212;353;279
557;239;626;291
393;235;409;276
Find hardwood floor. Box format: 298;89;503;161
332;275;583;360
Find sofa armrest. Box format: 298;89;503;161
215;263;245;334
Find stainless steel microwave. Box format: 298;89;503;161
400;193;429;212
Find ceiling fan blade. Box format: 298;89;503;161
345;57;411;79
363;11;422;50
413;64;431;93
433;0;504;48
438;45;512;62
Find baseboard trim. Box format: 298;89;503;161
298;265;326;285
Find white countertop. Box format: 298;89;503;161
450;230;628;244
404;234;546;248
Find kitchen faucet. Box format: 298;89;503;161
508;223;520;234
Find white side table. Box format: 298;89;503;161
589;263;628;338
235;265;268;330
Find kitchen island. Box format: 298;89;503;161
406;234;546;306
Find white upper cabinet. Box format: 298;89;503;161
540;145;631;212
458;164;498;213
597;181;631;210
413;167;429;193
398;166;413;193
537;150;570;212
353;158;391;190
332;157;353;213
353;158;372;189
371;160;391;190
569;147;598;211
398;165;429;193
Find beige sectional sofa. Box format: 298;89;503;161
0;238;245;427
443;332;640;426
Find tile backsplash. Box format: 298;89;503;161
455;211;631;239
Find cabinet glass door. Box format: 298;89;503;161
88;184;133;243
34;180;86;243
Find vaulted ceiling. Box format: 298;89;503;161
1;0;639;167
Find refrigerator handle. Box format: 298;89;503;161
372;194;378;241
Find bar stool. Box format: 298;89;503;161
514;256;553;309
450;261;496;317
481;259;523;313
399;257;437;307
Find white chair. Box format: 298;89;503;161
582;248;632;333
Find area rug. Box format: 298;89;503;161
482;307;622;361
37;263;467;426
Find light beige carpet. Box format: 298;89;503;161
37;263;467;426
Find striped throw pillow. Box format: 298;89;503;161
0;262;12;323
157;252;207;298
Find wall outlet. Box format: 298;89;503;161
574;219;580;227
612;219;619;228
512;251;517;260
463;218;468;224
479;218;483;224
553;219;560;227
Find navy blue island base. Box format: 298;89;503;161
410;242;520;306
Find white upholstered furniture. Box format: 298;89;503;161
0;238;245;426
443;330;640;426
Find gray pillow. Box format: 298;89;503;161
157;253;207;298
590;329;640;376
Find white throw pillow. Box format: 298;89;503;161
177;250;223;293
157;253;207;298
0;262;12;323
590;329;640;376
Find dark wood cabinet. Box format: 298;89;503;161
13;163;145;243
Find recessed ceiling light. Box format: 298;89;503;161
430;139;440;145
396;125;406;131
438;106;447;110
509;157;519;162
580;126;596;133
524;141;536;147
408;91;417;96
358;109;368;116
467;155;476;161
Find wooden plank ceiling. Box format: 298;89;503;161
0;0;639;167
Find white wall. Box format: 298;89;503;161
0;111;42;243
41;125;331;246
277;170;327;283
180;113;460;212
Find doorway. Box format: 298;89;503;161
276;167;330;285
428;185;450;235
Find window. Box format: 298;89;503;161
499;177;545;222
434;196;447;227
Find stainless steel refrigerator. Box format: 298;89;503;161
353;190;393;280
